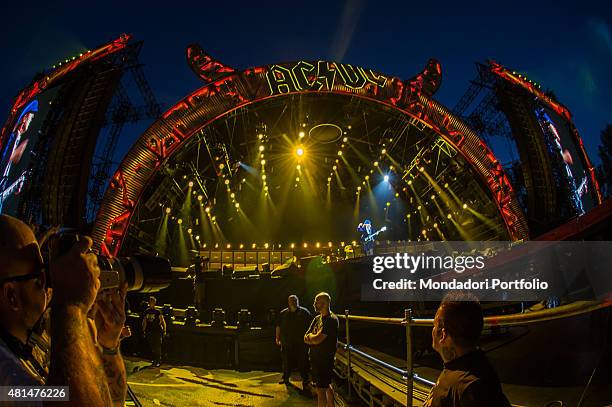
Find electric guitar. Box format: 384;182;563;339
363;226;387;242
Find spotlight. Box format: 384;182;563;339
384;175;389;182
296;147;304;157
197;195;203;201
165;207;171;214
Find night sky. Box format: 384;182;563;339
1;0;610;164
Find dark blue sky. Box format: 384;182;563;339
1;0;610;163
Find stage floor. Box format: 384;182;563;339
125;357;315;406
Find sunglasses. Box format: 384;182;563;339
0;267;47;288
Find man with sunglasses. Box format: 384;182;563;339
0;214;126;406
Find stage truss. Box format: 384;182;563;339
92;50;529;256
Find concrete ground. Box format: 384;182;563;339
125;358;315;407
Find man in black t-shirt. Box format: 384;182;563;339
141;296;166;367
424;292;511;407
304;292;338;407
275;295;311;388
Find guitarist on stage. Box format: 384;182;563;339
357;219;378;256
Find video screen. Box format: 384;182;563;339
536;104;595;215
0;88;58;216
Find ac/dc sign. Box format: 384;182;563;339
265;61;388;95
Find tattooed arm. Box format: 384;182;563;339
100;352;127;405
46;237;111;406
94;282;129;406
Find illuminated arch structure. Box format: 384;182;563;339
92;47;529;260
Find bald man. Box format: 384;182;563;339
0;215;127;406
304;292;339;407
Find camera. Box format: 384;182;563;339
51;233;172;293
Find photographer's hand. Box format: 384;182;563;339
50;235;101;312
95;281;128;349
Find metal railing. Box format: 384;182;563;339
338;300;610;406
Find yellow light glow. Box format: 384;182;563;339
264;243;269;249
235;202;240;208
299;131;305;138
197;195;203;201
240;244;244;249
187;228;192;234
178;219;183;224
303;243;308;248
343;137;348;142
227;243;231;249
205;207;211;213
230;192;235;198
316;242;320;248
332;165;337;170
224;179;230;185
296;164;301;170
296;147;304;156
259;145;264;152
337;151;343;156
381;149;386;154
165;207;171;214
463;203;468;209
374;161;379;166
262;174;267;180
261;159;266;165
188;181;194;187
291;243;295;249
